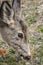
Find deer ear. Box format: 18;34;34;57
0;1;12;25
12;0;21;18
12;0;21;8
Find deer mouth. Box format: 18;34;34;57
20;54;31;61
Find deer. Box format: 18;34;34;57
0;0;31;60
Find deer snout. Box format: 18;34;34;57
20;44;31;60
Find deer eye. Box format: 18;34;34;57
18;33;23;39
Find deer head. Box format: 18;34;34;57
0;0;31;60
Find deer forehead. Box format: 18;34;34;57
7;19;15;25
7;19;22;31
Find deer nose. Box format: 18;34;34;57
18;33;23;39
24;55;31;60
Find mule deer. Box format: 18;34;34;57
0;0;31;60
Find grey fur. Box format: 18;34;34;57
0;0;31;60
